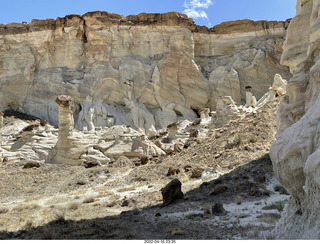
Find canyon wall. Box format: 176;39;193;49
270;0;320;239
0;11;291;132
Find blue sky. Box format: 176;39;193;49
0;0;296;27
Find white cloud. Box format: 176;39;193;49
184;0;213;9
184;8;208;20
183;0;213;21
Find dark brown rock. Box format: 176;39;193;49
167;167;180;176
139;154;149;165
83;161;101;168
189;128;199;138
191;167;204;179
164;148;174;155
161;179;184;206
76;179;87;185
23;162;41;169
191;118;201;126
249;187;262;196
121;198;130;207
22;122;40;132
183;165;192;172
211;203;227;216
40;120;48;126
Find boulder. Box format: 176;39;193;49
189;128;199;138
161;179;184;206
83;161;101;168
211;203;227;216
23;162;41;169
191;167;204;179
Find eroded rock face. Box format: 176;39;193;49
0;118;164;165
194;19;292;109
0;11;291;132
270;0;320;239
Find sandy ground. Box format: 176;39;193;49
0;100;290;239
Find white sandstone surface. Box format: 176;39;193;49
0;12;291;133
270;0;320;239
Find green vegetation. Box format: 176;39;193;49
248;134;259;143
234;133;245;145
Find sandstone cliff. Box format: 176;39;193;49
0;11;291;132
269;0;320;239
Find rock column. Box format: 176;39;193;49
0;112;3;128
167;121;182;141
55;95;75;164
199;108;210;120
56;95;73;137
245;86;257;107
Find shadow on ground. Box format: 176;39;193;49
0;154;278;240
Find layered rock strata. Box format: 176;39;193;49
269;0;320;239
194;19;292;109
0;11;291;133
47;95;77;164
0;118;165;165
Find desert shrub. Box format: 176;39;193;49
273;184;282;192
234;133;245;145
24;220;33;229
263;190;271;196
275;201;285;212
235;196;243;205
54;210;66;222
83;195;95;203
105;200;116;208
0;206;9;214
68;201;81;210
248;134;258;143
76;179;87;185
202;203;211;214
